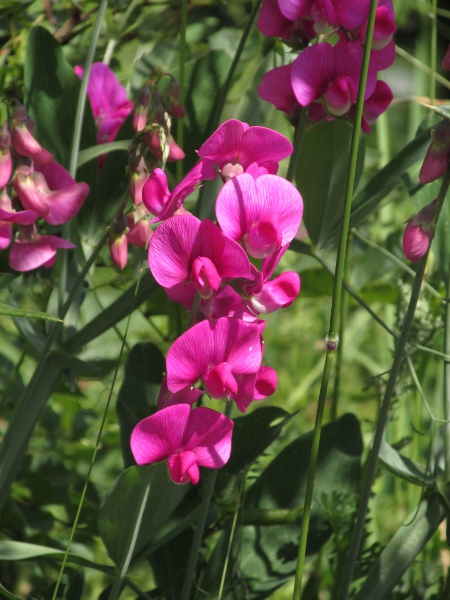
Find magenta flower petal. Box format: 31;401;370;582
130;404;190;465
291;42;335;106
251;271;301;313
403;224;431;263
254;366;278;400
278;0;314;21
157;377;203;411
182;406;233;468
258;64;300;118
142;168;171;216
168;452;199;485
216;173;303;257
198;119;293;172
9;230;75;272
12;166;48;216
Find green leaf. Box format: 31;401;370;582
77;140;131;167
98;463;200;567
379;436;435;487
0;302;61;322
222;406;294;475
200;413;363;599
52;351;117;378
23;26;97;181
0;540;113;574
0;582;22;600
115;342;166;467
354;494;444;600
295;119;365;249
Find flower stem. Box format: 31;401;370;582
444;257;450;481
180;401;233;600
430;0;437;106
176;0;187;184
286;108;307;183
292;2;378;597
336;164;450;600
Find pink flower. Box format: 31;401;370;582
10;103;53;165
0;121;12;190
75;63;133;144
278;0;370;31
157;377;203;411
148;214;253;308
419;119;450;184
254;366;278;400
443;45;450;71
142;161;215;222
257;0;315;46
197;119;293;181
250;271;301;313
343;0;396;51
144;129;185;163
403;201;437;263
130;404;233;485
291;41;377;118
166;317;266;412
215;173;303;259
9;225;75;272
258;64;302;119
12;162;89;225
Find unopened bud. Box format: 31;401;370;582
0;122;12;190
160;75;185;119
132;86;152;132
402;200;437;262
419;119;450;184
443;44;450;71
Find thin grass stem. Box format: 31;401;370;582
292;2;379;596
177;0;188;183
336;165;450;600
444;258;450;479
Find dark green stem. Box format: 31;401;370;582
444;256;450;481
292;2;379;596
337;165;450;600
286;108;307;183
176;0;187;183
180;402;233;600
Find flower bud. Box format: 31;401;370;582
0;121;12;190
402;200;437;262
419;119;450;184
132;86;152;132
443;44;450;71
160;75;185;119
10;101;53;164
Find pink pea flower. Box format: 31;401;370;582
9;224;75;272
197;119;293;182
12;162;89;225
109;208;152;270
148;213;253;308
250;271;301;314
10;103;53;165
157;376;203;411
419;119;450;184
0;122;12;190
443;45;450;71
254;365;278;400
0;189;38;249
144;129;185;163
75;63;133;144
350;79;393;133
403;201;437;263
257;0;315;46
130;404;234;485
278;0;371;32
258;64;302;120
166;317;266;412
291;41;377;119
142;161;215;222
215;173;303;259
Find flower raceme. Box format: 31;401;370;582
130;404;234;485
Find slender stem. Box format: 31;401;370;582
395;46;450;93
52;256;147;600
444;258;450;480
286;108;307;183
177;0;188;184
330;232;352;422
107;468;154;600
292;2;379;597
180;402;233;600
337;165;450;600
430;0;437;107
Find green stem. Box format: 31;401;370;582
430;0;437;106
292;2;378;597
177;0;187;184
444;258;450;480
337;165;450;600
180;402;233;600
107;467;154;600
286;108;307;183
330;232;352;422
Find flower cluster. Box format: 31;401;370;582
79;63;186;269
257;0;396;132
130;119;303;484
0;102;89;271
